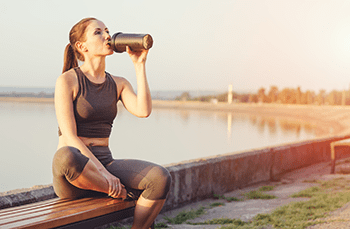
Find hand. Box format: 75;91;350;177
126;46;148;64
102;171;127;199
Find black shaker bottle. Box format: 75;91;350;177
109;32;153;53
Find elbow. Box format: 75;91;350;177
136;106;152;118
138;110;152;118
137;102;152;118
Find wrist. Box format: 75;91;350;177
134;63;146;76
98;166;108;174
133;62;145;69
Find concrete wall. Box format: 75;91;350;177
162;135;349;211
1;136;350;211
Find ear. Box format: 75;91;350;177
75;41;88;53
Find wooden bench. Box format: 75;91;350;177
330;138;350;174
0;196;154;229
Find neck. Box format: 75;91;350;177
80;56;106;79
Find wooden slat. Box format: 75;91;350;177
18;201;135;229
0;198;98;224
1;198;135;229
333;138;350;146
0;197;136;229
1;198;102;226
0;198;72;217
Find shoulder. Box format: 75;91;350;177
110;74;132;89
109;74;133;101
56;69;78;87
55;69;79;97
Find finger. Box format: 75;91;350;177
108;180;117;197
116;183;122;198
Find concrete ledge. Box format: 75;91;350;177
163;135;350;210
0;185;56;209
1;136;350;211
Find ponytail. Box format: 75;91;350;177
62;43;78;73
62;18;96;73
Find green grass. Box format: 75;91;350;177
217;177;350;229
213;193;242;202
155;222;169;228
111;178;350;229
243;190;277;199
162;201;227;226
163;206;207;224
245;191;350;229
258;185;275;192
189;218;247;226
214;185;277;202
210;202;226;207
290;186;322;198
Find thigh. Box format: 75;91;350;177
106;159;171;200
52;146;103;199
106;159;162;191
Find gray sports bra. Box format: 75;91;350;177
58;67;118;138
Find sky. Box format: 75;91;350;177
1;0;350;93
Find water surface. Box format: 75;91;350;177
0;101;316;192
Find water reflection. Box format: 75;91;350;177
267;119;277;135
225;112;316;140
166;109;318;150
0;102;318;192
227;113;232;141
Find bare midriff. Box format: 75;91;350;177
57;136;109;149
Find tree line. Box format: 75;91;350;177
176;86;350;106
0;92;54;98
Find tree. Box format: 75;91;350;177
257;87;267;103
249;94;258;103
325;90;342;105
278;88;296;104
267;86;279;103
296;87;302;104
315;90;326;105
176;92;191;101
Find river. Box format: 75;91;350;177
0;101;317;192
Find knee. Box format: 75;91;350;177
145;165;172;200
158;167;172;195
52;146;88;181
53;146;81;168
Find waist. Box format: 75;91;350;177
79;136;109;147
58;136;109;148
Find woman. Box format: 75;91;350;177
52;18;171;229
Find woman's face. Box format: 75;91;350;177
80;20;113;58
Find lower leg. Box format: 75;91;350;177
131;196;166;229
70;160;109;194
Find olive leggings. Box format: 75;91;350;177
52;146;171;200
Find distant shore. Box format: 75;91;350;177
152;100;350;138
1;97;350;138
0;97;54;103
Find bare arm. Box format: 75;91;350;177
118;47;152;117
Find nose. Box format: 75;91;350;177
105;32;111;41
